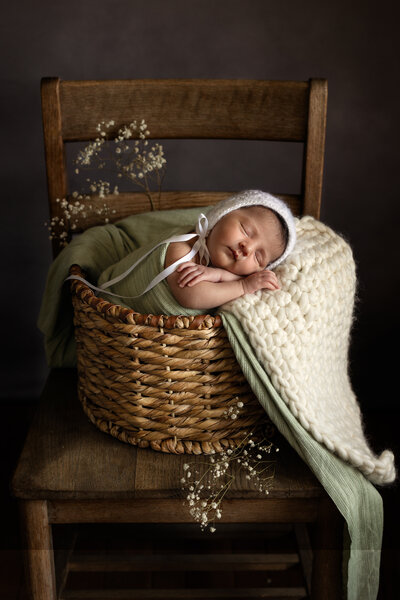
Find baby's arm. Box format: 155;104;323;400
165;240;279;310
176;262;241;287
169;269;279;309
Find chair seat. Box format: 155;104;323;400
12;371;342;599
12;369;324;504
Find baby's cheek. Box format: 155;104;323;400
226;264;246;276
236;263;260;276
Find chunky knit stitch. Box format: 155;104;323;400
222;216;396;485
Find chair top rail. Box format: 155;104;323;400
57;78;310;142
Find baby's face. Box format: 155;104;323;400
206;206;284;275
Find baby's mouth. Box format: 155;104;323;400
230;248;246;261
230;248;238;260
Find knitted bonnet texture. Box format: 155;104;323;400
222;216;396;485
204;190;297;269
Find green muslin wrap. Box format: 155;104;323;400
38;207;383;600
38;207;208;368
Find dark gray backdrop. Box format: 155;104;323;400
1;0;399;410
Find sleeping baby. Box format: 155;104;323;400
168;191;296;309
96;190;297;311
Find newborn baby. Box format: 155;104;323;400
95;190;297;312
166;190;296;309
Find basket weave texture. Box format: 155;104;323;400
70;265;271;454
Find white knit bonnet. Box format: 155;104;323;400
199;190;297;270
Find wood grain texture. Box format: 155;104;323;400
59;79;309;142
19;500;57;600
47;498;321;524
11;370;323;501
12;370;138;500
41;78;69;255
303;79;328;218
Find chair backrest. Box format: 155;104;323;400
41;78;327;257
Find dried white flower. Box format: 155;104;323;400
181;422;277;533
45;118;167;246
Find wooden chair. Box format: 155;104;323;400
12;78;344;599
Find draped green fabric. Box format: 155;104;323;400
221;312;382;600
38;207;208;367
38;207;383;599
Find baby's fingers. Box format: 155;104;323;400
262;272;280;289
263;280;279;290
177;261;197;272
177;265;198;283
178;268;203;287
266;278;280;290
178;272;197;287
185;274;205;287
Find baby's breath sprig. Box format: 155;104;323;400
75;119;166;212
45;195;117;247
45;118;167;247
181;400;278;533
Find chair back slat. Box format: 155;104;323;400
66;191;301;232
59;79;309;142
41;77;327;257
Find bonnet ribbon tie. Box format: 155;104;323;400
65;213;210;299
195;212;210;267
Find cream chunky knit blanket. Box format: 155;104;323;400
223;216;395;485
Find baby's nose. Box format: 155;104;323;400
239;241;252;256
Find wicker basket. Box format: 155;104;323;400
69;264;272;454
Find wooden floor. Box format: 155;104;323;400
1;399;398;599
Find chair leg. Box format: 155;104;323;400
19;500;57;600
311;498;343;600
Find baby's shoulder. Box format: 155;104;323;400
165;237;198;268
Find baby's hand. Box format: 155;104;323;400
176;262;222;287
242;270;280;294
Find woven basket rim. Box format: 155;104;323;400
69;264;222;330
